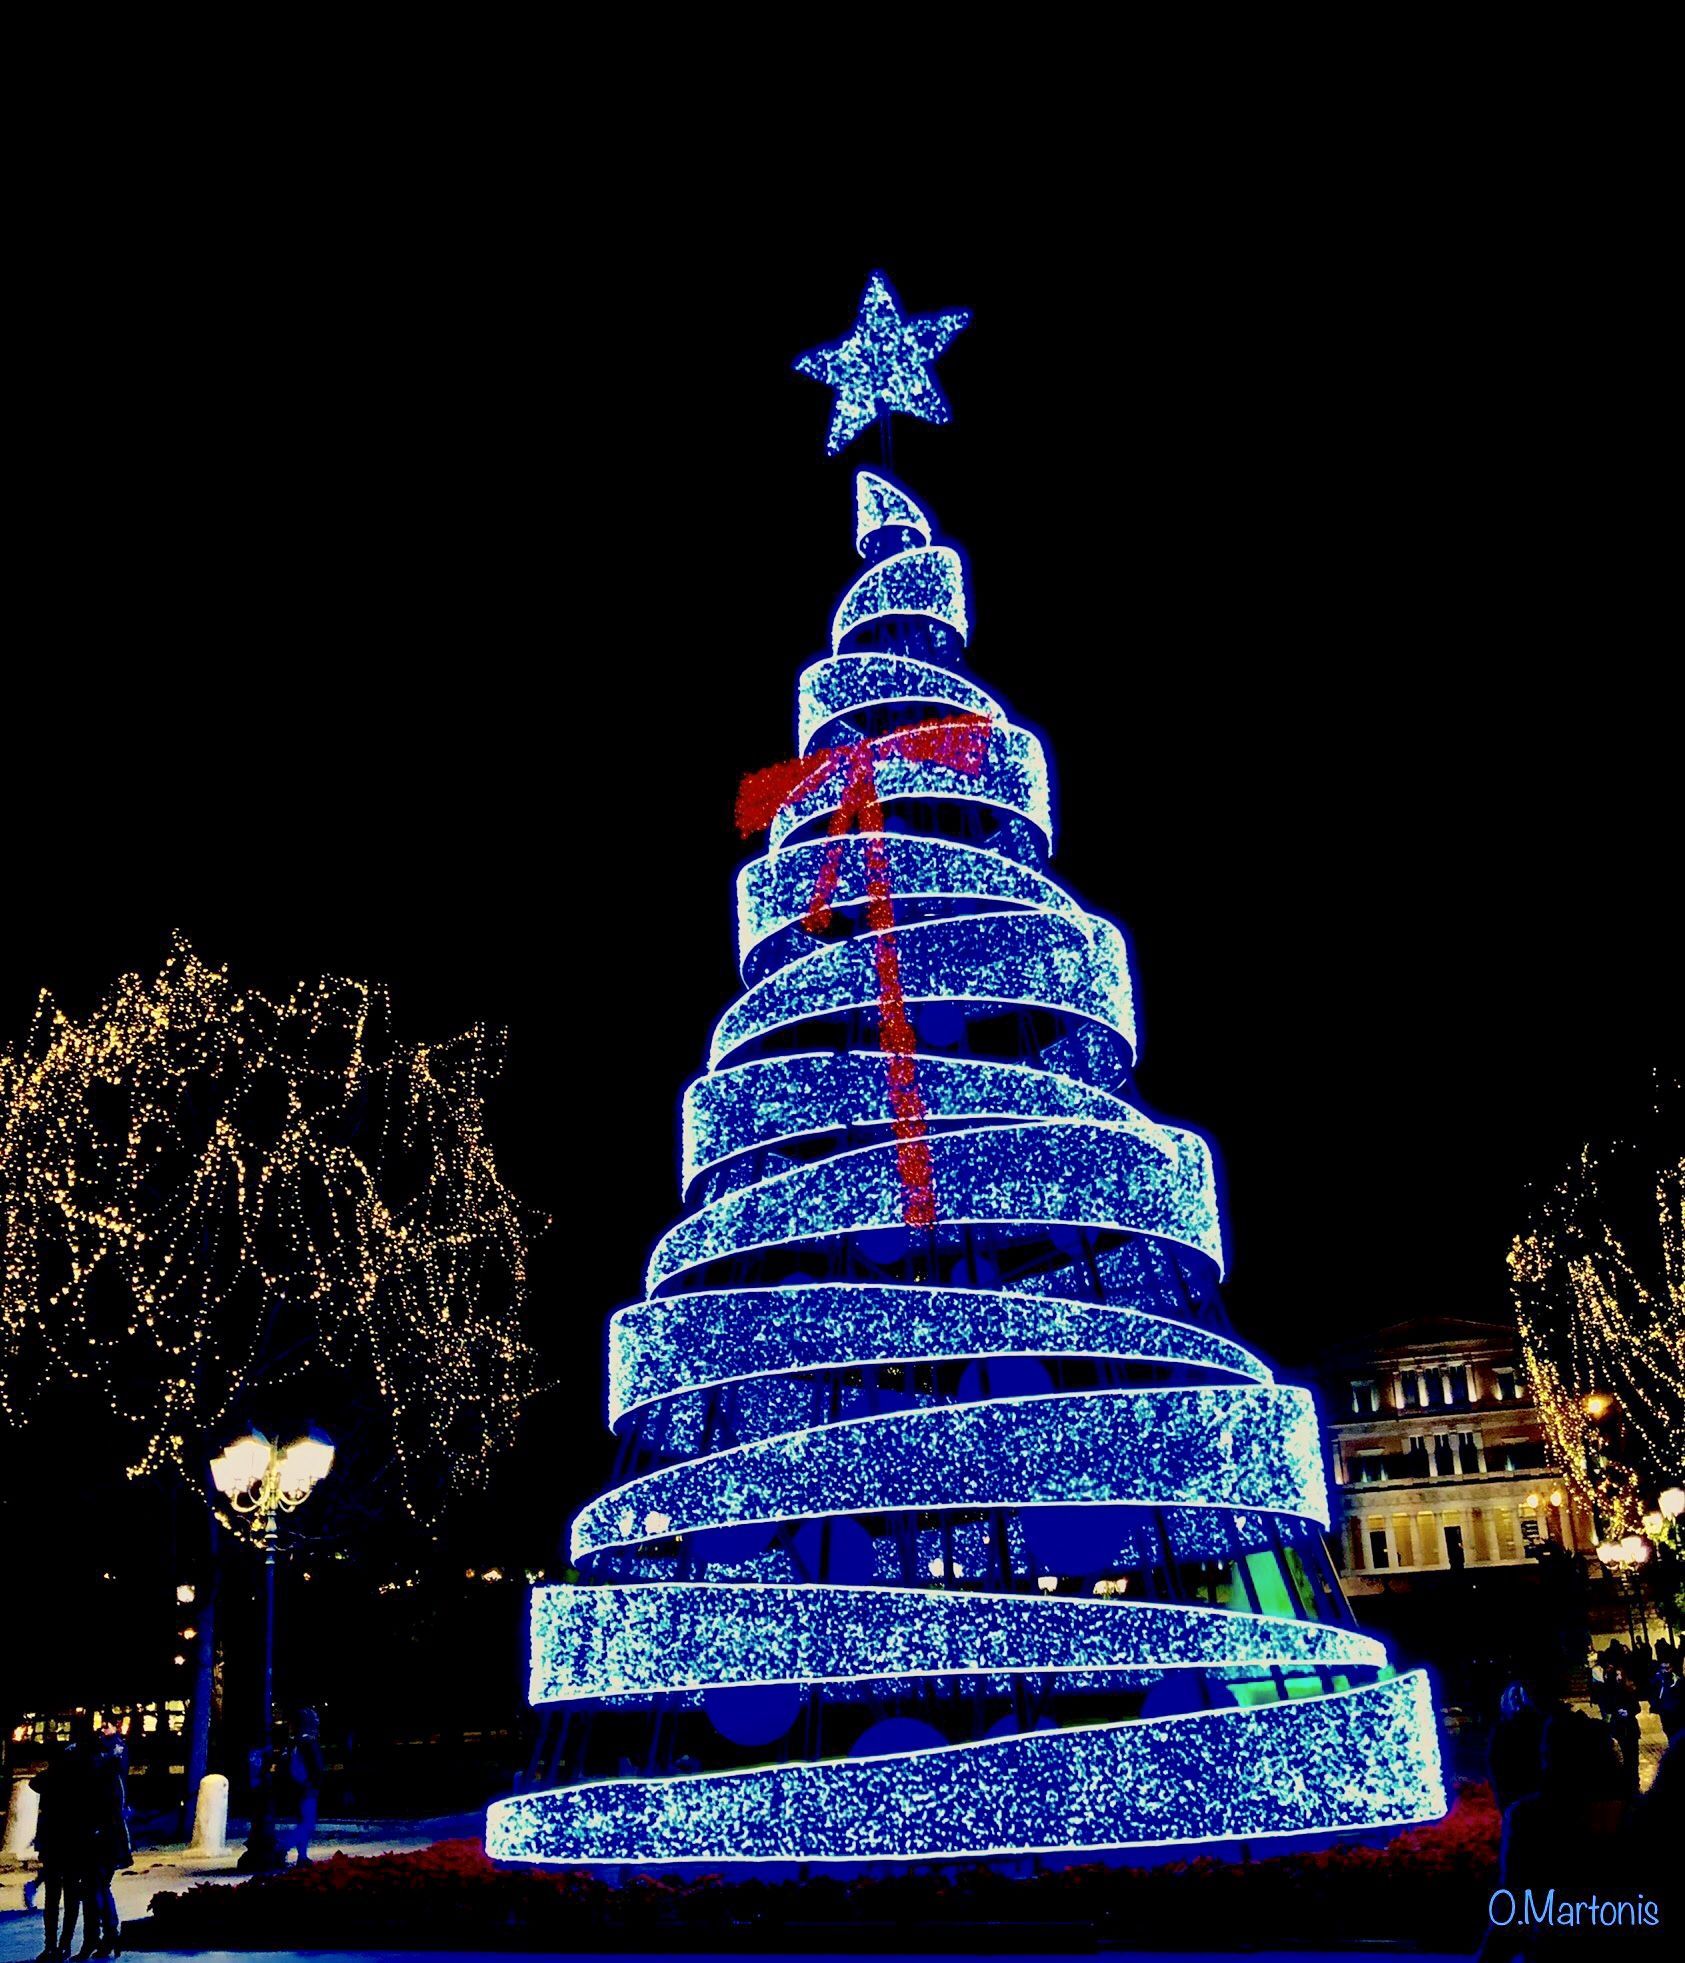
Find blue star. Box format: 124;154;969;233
794;271;971;456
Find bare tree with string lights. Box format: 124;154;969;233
1507;1075;1684;1571
0;932;546;1804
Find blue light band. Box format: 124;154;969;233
608;1283;1269;1429
486;1671;1444;1863
737;836;1083;973
709;911;1131;1068
855;471;932;552
832;546;969;653
682;1053;1164;1188
528;1582;1387;1704
648;1119;1220;1289
768;723;1051;851
573;1383;1325;1559
798;654;1004;755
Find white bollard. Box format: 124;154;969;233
187;1773;229;1856
3;1771;41;1861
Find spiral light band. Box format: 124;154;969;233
799;649;1003;753
768;722;1051;850
650;1119;1221;1288
528;1583;1388;1704
497;467;1444;1867
487;1674;1441;1865
608;1283;1269;1429
682;1052;1162;1190
575;1383;1326;1561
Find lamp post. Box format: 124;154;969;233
1646;1486;1685;1645
210;1427;334;1872
1596;1533;1653;1649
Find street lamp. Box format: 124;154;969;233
210;1427;334;1871
1597;1532;1654;1648
1660;1487;1685;1521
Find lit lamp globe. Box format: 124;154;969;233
210;1432;271;1498
1660;1487;1685;1520
1643;1511;1665;1536
1618;1535;1649;1566
1597;1540;1621;1566
277;1428;335;1501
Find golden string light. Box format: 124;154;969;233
0;934;546;1517
1507;1077;1685;1537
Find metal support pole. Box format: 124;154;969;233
239;1504;285;1871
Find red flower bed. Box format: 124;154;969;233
143;1784;1500;1951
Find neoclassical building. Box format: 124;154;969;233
1319;1316;1594;1593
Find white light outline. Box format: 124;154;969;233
571;1381;1325;1559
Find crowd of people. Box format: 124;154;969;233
1481;1639;1684;1960
25;1702;328;1957
27;1713;131;1962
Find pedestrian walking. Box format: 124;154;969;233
80;1717;131;1958
32;1713;95;1962
289;1706;325;1865
1657;1666;1684;1741
1480;1709;1632;1962
28;1740;76;1963
1608;1702;1643;1798
1489;1681;1552;1810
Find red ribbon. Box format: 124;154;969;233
736;713;992;1228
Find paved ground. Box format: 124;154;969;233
0;1939;1474;1963
0;1820;458;1961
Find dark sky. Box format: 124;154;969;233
7;186;1674;1561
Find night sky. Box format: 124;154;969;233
7;191;1674;1573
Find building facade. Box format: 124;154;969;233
1320;1316;1595;1595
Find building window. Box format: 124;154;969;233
1433;1435;1456;1476
1369;1530;1390;1570
1458;1430;1481;1475
1349;1378;1380;1415
1445;1523;1466;1569
1493;1366;1518;1402
1351;1451;1385;1484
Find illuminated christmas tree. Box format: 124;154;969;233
488;275;1444;1865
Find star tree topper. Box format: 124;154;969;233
794;271;970;456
